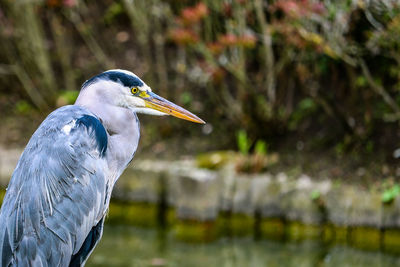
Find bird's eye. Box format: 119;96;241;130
131;87;139;95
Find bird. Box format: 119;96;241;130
0;69;205;266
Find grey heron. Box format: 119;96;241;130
0;69;205;266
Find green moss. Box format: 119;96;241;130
217;213;231;236
332;225;349;243
107;201;158;227
383;229;400;254
196;151;238;170
322;224;334;243
215;213;254;236
349;227;381;251
229;214;254;236
0;189;5;205
173;220;219;242
286;221;322;241
165;207;177;226
259;218;285;240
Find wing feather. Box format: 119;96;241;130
0;106;109;266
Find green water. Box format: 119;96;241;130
87;225;400;267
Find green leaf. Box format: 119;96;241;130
382;190;394;203
104;3;123;24
254;140;268;156
310;190;321;200
392;184;400;195
15;100;32;114
298;98;316;110
381;184;400;203
237;130;250;155
59;90;79;104
180;92;192;105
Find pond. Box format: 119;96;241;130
87;225;400;267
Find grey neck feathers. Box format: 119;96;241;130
75;83;140;179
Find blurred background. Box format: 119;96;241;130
2;0;400;266
2;0;400;160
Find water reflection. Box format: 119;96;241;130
87;225;400;267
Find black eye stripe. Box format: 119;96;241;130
107;71;144;87
81;71;144;90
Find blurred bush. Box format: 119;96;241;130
1;0;400;153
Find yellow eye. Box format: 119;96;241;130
131;87;139;94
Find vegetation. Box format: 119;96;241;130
382;184;400;203
1;0;400;160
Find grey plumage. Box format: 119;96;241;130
0;106;126;266
0;69;204;266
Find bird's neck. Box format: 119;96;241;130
75;87;140;179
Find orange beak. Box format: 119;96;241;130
143;92;205;124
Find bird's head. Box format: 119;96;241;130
80;69;205;124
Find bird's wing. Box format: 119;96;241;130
0;106;110;266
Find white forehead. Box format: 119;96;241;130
141;84;152;92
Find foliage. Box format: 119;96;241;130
237;130;251;155
310;189;321;201
235;129;276;173
196;151;238;170
254;140;268;156
382;184;400;204
2;0;400;154
15;100;33;114
56;90;79;106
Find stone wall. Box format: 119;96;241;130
1;147;400;251
113;159;400;251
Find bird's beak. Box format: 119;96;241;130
142;91;206;124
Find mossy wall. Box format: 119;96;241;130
110;160;400;253
2;154;400;253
